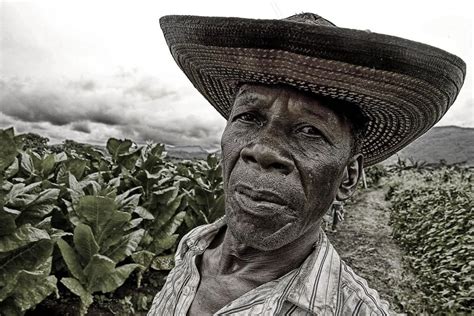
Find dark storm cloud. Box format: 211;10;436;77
70;121;91;134
0;74;226;148
117;118;223;149
0;90;126;126
0;75;165;126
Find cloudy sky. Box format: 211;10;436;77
1;0;472;150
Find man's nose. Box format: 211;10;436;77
240;143;295;175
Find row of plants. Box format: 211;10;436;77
385;165;473;314
0;128;224;315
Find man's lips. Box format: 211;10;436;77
235;184;288;206
232;184;294;218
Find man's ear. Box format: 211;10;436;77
336;154;364;201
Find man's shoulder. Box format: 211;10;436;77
174;218;226;262
287;234;390;315
338;259;390;315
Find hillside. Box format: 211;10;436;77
384;126;474;165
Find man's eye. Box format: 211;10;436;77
234;113;262;126
297;125;322;137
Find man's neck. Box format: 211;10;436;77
207;224;322;286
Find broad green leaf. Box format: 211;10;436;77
133;206;154;220
150;143;165;157
131;250;155;268
0;129;18;172
184;212;198;230
0;257;57;313
123;218;143;230
0;225;50;252
4;127;15;138
108;176;121;188
49;229;72;240
20;152;35;175
30;151;43;173
83;254;115;291
151;254;175;271
0;210;17;237
0;255;53;301
152;186;179;205
91;263;140;293
4;158;19;179
57;239;85;282
60;158;87;181
196;178;210;191
5;182;42;206
54;152;67;163
27;188;60;206
115;187;141;209
149;234;179;255
96;211;131;250
67;172;83;203
0;239;53;286
40;154;56;177
60;277;93;315
74;196;117;235
116;193;141;212
208;194;225;223
158;176;174;186
16;188;60;225
73;224;99;264
194;186;211;205
117;149;141;170
105;229;144;263
10;273;57;313
161;211;186;236
0;272;18;302
152;195;183;231
106;138;132;159
144;170;162;180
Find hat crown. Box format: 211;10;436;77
283;12;336;27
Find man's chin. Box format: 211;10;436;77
226;214;299;251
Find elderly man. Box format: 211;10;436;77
148;13;465;315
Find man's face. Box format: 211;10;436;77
221;84;355;251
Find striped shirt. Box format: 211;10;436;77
148;217;390;315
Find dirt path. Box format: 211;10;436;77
326;187;421;314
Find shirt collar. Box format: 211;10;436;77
284;231;342;314
180;216;342;313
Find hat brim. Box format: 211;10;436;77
160;15;466;166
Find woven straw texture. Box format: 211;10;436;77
160;14;466;166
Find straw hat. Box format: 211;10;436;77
159;13;466;166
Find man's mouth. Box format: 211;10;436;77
232;184;294;218
235;184;288;205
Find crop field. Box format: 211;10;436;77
0;128;472;315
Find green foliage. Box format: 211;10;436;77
0;128;224;315
387;166;473;314
362;164;388;188
16;132;50;155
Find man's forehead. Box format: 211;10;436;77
233;84;346;123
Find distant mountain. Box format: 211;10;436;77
165;126;474;164
164;145;211;160
384;126;474;166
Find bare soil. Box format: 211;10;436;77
326;187;425;315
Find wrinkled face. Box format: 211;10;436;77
221;84;354;251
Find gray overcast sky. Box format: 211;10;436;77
0;0;472;149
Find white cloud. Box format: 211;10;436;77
0;0;471;148
0;72;226;148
